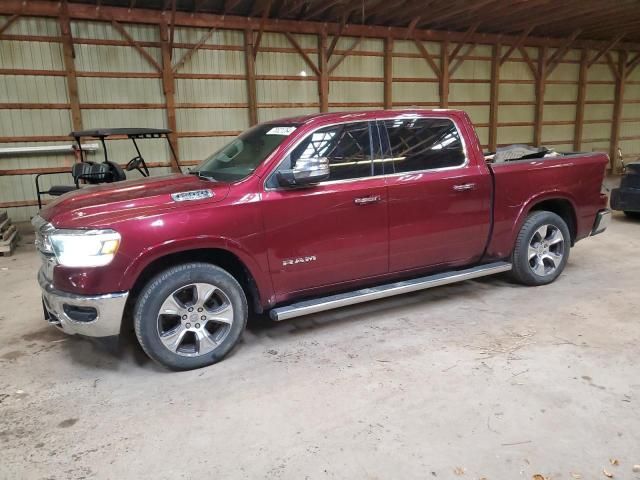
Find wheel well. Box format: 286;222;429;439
123;249;263;330
529;198;577;244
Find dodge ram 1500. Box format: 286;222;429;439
33;109;611;370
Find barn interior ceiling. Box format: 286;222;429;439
43;0;640;43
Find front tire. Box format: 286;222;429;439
510;211;571;286
134;262;248;371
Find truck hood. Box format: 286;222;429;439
40;174;230;228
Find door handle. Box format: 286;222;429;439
354;195;382;205
452;183;476;192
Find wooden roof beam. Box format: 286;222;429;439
413;38;441;79
253;0;272;57
587;32;625;68
223;0;243;14
626;52;640;77
326;14;346;60
283;31;320;76
328;36;363;74
303;0;343;20
448;21;481;64
500;25;535;66
111;19;162;72
518;45;538;80
403;16;420;40
545;29;581;76
0;13;19;36
172;27;215;73
421;0;497;27
450;42;478;77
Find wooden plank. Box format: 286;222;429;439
318;30;329;112
159;22;181;172
440;39;449;108
587;32;625;68
111;20;162;72
244;29;258;126
546;29;581;76
283;31;320;76
0;14;19;36
0;230;17;255
328;37;362;74
383;36;393;110
2;225;17;242
413;38;441;79
489;43;500;152
0;217;9;233
573;48;588;152
500;25;535;65
171;27;215;73
534;46;547;146
610;51;627;173
59;9;83;131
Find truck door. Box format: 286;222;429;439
262;121;388;301
379;116;491;273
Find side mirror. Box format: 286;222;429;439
277;156;330;187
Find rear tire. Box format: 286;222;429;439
624;211;640;219
134;262;248;371
510;211;571;286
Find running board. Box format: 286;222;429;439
270;261;512;321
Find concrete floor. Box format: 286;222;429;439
1;214;639;480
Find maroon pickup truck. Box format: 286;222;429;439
33;109;611;370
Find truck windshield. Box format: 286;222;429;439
192;123;298;182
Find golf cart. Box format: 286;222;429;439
35;128;179;208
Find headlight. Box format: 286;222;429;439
49;229;121;267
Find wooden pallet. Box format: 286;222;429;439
0;210;18;257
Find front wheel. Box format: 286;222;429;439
134;262;248;370
510;211;571;286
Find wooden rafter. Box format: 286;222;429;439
253;0;272;57
326;14;346;60
283;31;320;76
328;36;362;74
303;0;343;20
500;25;536;66
413;38;441;79
449;43;477;77
448;21;480;64
518;46;538;80
625;52;640;77
111;19;162;71
423;0;497;27
587;32;625;68
0;14;19;36
223;0;243;14
172;27;216;73
605;51;620;81
546;29;581;76
404;16;420;40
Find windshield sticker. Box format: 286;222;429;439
266;126;297;136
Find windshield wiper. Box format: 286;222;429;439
189;170;217;181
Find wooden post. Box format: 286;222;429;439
533;45;547;146
383;36;393;110
244;29;258;126
489;43;500;152
573;48;588;152
159;22;181;172
610;50;627;173
440;38;449;108
59;11;82;131
318;29;329;112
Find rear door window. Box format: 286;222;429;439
381;118;466;174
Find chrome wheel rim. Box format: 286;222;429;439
527;224;565;277
156;283;234;357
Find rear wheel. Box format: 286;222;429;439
134;262;247;370
511;211;571;286
624;211;640;219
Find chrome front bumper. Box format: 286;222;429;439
591;208;611;236
38;269;128;337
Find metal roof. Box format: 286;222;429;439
46;0;640;43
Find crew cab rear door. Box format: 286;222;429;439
262;121;388;302
379;116;491;272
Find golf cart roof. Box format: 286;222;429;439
70;128;172;139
